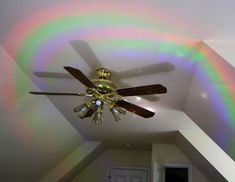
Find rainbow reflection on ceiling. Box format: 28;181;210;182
4;1;197;70
2;1;235;155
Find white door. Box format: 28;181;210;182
108;167;149;182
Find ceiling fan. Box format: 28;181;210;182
30;66;167;124
30;40;167;124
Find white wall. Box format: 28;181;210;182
0;46;84;181
152;144;209;182
179;126;235;182
183;43;235;161
72;149;151;182
40;141;104;182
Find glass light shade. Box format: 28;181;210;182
92;111;103;125
110;106;126;121
92;105;104;125
88;100;98;111
73;103;90;119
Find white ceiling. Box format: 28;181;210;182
1;0;235;42
0;0;235;180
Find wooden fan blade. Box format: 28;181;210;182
117;84;167;96
116;100;155;118
30;91;86;96
64;66;96;88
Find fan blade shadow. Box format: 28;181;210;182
34;71;73;79
112;62;174;81
34;62;173;80
70;40;103;70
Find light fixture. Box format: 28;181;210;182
92;102;104;125
74;100;98;119
31;67;163;124
73;103;91;119
110;105;126;121
74;98;127;124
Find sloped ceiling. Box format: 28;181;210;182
0;0;235;180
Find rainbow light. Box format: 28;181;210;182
194;44;235;155
4;1;197;70
2;1;235;154
196;44;235;125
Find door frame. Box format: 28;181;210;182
107;166;151;182
162;163;192;182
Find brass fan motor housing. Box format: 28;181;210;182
87;68;117;95
92;79;117;93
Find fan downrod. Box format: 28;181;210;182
96;68;111;79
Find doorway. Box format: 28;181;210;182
163;163;192;182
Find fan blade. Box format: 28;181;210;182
30;91;87;96
117;84;167;96
116;100;155;118
64;66;96;88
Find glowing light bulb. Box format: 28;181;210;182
96;100;102;106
